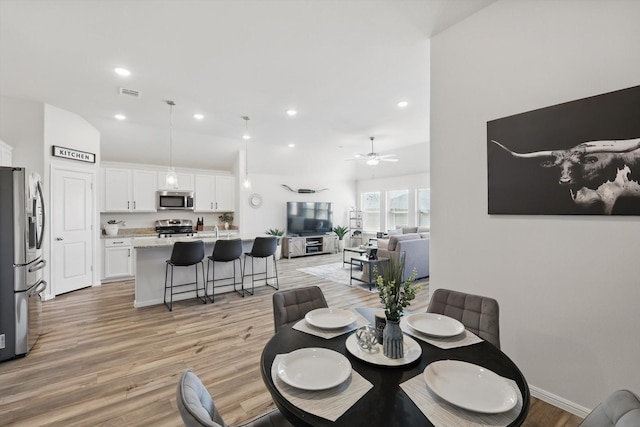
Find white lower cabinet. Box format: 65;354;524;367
103;238;133;281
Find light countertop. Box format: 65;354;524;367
132;232;258;248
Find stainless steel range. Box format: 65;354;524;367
155;219;195;238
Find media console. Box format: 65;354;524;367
282;234;339;259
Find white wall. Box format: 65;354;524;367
431;0;640;415
238;172;356;237
0;96;44;175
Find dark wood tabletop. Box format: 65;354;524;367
260;318;530;427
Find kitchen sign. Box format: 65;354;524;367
52;146;95;163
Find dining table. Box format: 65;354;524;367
260;308;530;427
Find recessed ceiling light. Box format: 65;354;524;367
193;113;204;120
288;143;295;148
114;114;126;120
397;100;409;108
286;109;297;116
114;67;131;77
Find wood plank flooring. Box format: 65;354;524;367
0;253;582;426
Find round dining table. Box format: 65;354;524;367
260;315;530;427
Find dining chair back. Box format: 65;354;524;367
164;240;206;311
206;239;244;303
272;286;328;332
578;389;640;427
427;288;501;349
177;369;293;427
242;236;279;296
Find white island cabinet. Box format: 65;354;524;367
132;234;269;308
103;238;133;281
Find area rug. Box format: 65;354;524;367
297;262;429;294
297;262;355;287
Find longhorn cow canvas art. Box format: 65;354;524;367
487;85;640;215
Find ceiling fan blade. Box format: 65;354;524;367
381;158;399;162
378;154;397;159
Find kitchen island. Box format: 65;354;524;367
132;233;272;308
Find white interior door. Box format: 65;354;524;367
52;167;94;295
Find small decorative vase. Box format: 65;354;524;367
383;319;404;359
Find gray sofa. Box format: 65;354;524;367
372;232;430;281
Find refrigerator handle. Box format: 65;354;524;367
36;180;45;250
29;279;47;296
28;259;47;273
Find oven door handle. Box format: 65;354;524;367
30;279;47;296
28;259;47;273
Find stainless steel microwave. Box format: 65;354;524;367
156;190;195;210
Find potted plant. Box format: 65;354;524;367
332;225;349;251
218;213;233;230
265;228;285;260
376;258;419;359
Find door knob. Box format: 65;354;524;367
56;237;64;241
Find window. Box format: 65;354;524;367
417;188;430;228
361;192;380;231
387;189;409;230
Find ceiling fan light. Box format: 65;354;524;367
366;158;379;166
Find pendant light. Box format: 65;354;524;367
165;100;179;189
241;116;251;189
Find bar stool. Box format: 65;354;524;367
242;236;279;296
205;238;244;303
164;240;206;311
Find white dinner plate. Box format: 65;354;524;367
405;313;465;338
277;348;352;390
345;333;422;367
424;360;518;414
305;308;357;329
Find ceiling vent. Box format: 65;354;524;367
118;87;141;98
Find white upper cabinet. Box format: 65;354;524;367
0;139;13;166
103;167;157;212
131;170;157;211
194;174;235;212
194;174;215;211
215;175;235;212
157;171;194;191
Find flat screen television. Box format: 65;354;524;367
287;202;333;236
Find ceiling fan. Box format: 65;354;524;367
353;137;399;165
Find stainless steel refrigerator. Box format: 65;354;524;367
0;166;47;362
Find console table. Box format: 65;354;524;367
282;235;339;259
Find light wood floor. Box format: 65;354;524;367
0;253;583;426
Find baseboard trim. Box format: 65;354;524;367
530;385;590;418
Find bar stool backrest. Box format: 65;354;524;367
212;239;243;262
249;236;278;258
171;241;205;266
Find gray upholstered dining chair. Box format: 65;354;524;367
177;370;293;427
578;389;640;427
427;288;501;349
272;286;328;333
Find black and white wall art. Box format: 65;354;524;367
487;85;640;215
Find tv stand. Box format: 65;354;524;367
282;235;339;259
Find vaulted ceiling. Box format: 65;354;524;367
0;0;495;179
